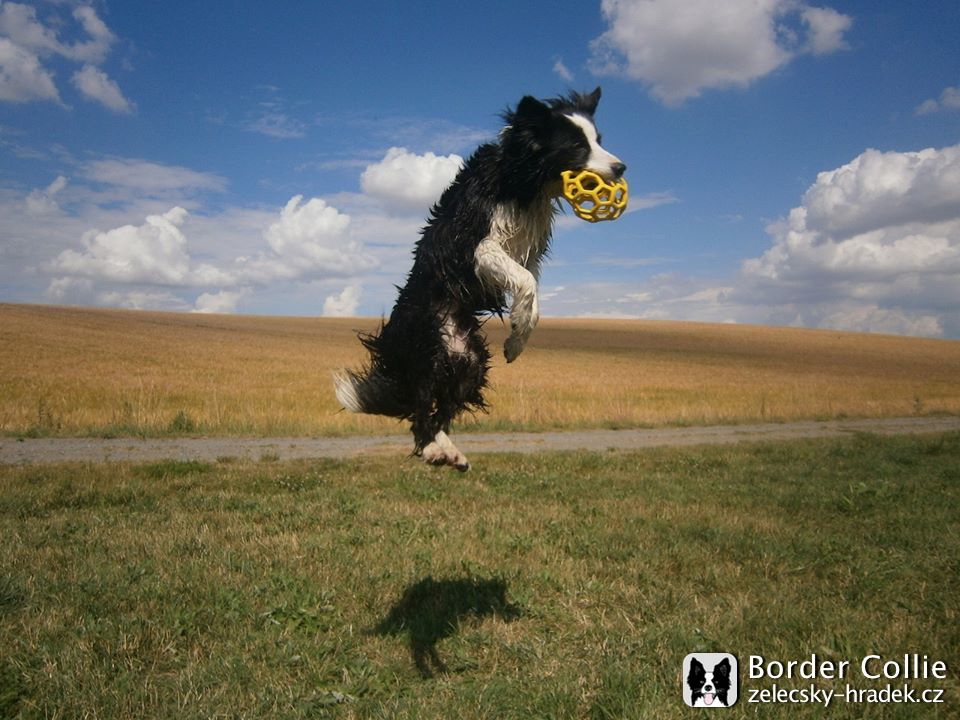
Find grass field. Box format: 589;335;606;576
1;433;957;718
2;303;960;438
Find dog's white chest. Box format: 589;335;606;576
489;201;553;268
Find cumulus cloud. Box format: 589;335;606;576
240;194;376;280
0;2;128;110
589;0;852;106
28;169;385;313
360;147;462;212
49;207;233;287
738;143;960;336
801;146;960;238
72;64;133;114
323;284;361;317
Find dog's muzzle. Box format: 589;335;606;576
561;170;629;223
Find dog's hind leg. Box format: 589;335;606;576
421;430;470;472
410;378;472;472
413;316;488;472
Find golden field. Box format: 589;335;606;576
2;302;959;437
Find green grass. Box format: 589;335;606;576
1;434;959;718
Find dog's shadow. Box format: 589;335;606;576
373;575;522;678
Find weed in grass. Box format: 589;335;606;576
166;409;198;434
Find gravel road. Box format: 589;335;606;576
2;416;958;465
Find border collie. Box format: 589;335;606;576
334;88;625;470
688;657;732;707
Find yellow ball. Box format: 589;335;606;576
561;170;628;222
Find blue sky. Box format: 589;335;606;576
1;0;959;336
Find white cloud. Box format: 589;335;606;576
915;86;960;116
540;275;741;324
0;37;59;103
815;304;942;338
589;0;852;106
0;2;65;58
97;290;192;312
360;147;462;212
265;196;349;255
71;64;133;114
82;158;227;196
317;114;492;156
801;6;852;55
49;207;233;287
0;2;124;108
553;57;575;83
45;276;194;313
323;284;361;317
34;191;380;315
193;289;249;314
244;111;306;139
45;276;94;304
737;143;960;336
800;146;960;238
233;195;376;285
68;5;115;65
25;175;67;215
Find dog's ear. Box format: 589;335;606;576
714;658;731;681
585;86;602;115
514;95;553;127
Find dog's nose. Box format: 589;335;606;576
611;162;626;179
704;684;713;692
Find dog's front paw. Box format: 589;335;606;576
504;334;525;363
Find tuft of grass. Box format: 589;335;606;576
167;409;198;434
1;433;958;717
135;459;214;481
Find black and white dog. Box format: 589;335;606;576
687;657;732;707
334;88;625;470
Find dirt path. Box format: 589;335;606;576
2;416;958;465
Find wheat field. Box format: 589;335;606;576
2;303;959;437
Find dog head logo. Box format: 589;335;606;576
683;653;738;707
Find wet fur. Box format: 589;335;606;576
334;88;624;470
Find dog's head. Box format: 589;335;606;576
500;87;626;202
688;657;731;706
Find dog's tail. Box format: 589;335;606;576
332;368;407;418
